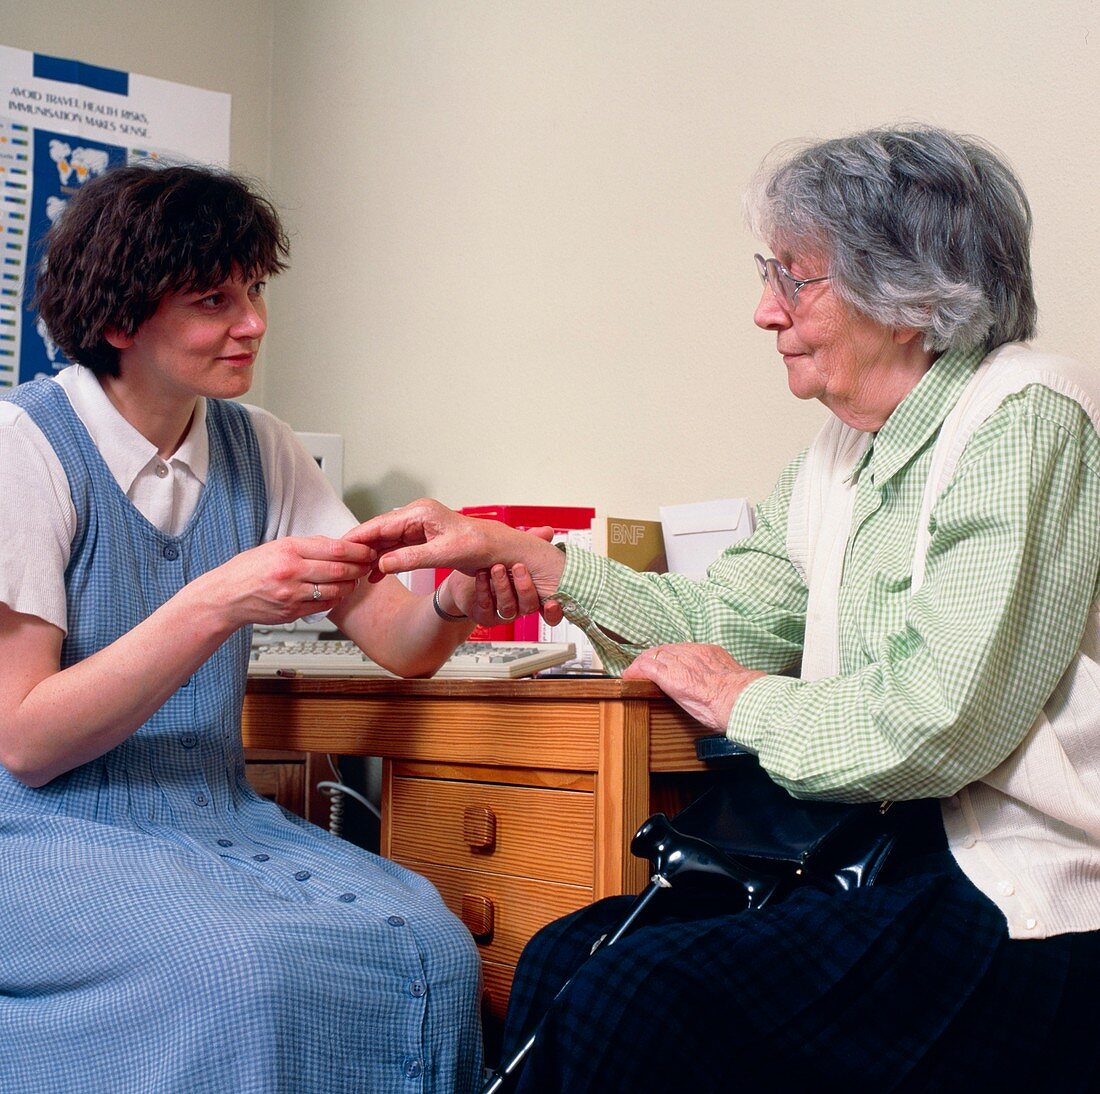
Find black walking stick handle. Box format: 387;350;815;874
479;879;668;1094
479;813;775;1092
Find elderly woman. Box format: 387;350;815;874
353;126;1100;1091
0;163;546;1092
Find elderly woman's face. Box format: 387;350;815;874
753;246;918;430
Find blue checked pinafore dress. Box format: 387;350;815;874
0;381;483;1094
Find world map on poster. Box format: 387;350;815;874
0;47;230;387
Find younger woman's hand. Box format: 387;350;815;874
198;536;374;629
442;527;565;628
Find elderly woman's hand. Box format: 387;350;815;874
346;499;486;579
622;643;765;731
345;498;568;604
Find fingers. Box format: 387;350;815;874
343;518;423;552
373;545;435;576
622;644;672;682
264;539;370;609
540;597;565;626
508;564;542;617
455;565;547;627
301;579;361;611
622;654;657;681
452;569;499;629
282;537;376;581
485;563;545;623
444;570;505;630
366;508;515;577
473;569;495;621
298;535;375;565
489;564;519;622
342;499;444;549
282;536;375;585
307;558;373;584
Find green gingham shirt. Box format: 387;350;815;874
554;346;1100;803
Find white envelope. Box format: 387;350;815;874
658;498;755;581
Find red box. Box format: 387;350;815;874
437;505;594;640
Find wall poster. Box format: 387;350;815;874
0;46;231;387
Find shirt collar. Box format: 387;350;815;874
867;345;987;488
56;365;209;492
173;399;209;482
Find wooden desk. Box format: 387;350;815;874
242;676;711;1025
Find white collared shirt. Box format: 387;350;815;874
0;366;357;632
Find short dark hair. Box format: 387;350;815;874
744;126;1037;352
33;163;290;375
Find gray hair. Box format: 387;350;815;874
743;126;1037;352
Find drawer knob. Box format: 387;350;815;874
461;893;495;940
463;805;497;850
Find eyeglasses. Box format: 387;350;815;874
754;253;830;310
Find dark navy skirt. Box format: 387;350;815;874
502;817;1100;1093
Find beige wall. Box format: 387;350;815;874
7;2;1098;520
1;1;273;181
265;0;1099;520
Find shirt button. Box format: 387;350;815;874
407;978;428;998
180;735;198;749
387;915;406;927
338;892;357;903
294;870;311;881
194;793;208;807
961;835;976;849
402;1056;424;1079
997;880;1015;896
155;462;169;479
217;839;233;848
253;854;270;862
162;544;180;561
1024;917;1038;931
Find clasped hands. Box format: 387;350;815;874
343;497;567;630
345;499;765;730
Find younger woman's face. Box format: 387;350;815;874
107;270;268;403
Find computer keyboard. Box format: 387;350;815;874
248;639;577;680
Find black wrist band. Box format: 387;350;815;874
432;585;467;623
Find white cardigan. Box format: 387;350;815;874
790;343;1100;939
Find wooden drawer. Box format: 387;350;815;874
398;858;591;969
246;758;304;810
244;749;328;825
389;776;594;885
481;960;515;1027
